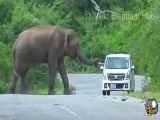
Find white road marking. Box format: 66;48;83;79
59;105;81;120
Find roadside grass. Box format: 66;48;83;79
123;92;160;102
28;79;76;95
24;65;76;95
28;80;64;95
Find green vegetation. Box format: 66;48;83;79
123;92;160;102
0;0;160;94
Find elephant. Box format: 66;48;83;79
9;26;97;95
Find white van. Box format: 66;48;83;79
100;54;135;95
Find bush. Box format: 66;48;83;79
0;42;11;93
0;0;14;24
0;0;160;93
0;42;11;78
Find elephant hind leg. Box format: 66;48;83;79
9;64;29;94
8;70;19;94
17;64;30;94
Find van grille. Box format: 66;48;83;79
108;74;125;80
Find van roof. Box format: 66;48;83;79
106;54;130;58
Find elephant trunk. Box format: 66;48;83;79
77;51;93;65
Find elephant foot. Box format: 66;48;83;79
8;89;16;94
64;89;72;95
20;90;28;94
48;91;56;95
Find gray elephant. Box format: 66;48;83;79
9;26;97;95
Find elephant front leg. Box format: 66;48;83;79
48;62;57;95
58;60;71;95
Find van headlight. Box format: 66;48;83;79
103;75;107;80
125;73;129;79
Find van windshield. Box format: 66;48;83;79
105;57;129;69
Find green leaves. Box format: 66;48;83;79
0;0;14;24
0;0;159;92
0;42;11;93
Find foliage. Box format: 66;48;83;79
0;0;160;93
0;0;14;24
124;91;160;102
0;42;11;93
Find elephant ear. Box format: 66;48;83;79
64;33;72;49
64;29;77;50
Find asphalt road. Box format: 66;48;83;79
68;74;146;95
0;74;159;120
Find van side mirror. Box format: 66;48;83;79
131;65;135;70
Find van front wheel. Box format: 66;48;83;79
102;90;106;95
107;90;110;96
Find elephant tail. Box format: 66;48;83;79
12;39;18;67
12;49;15;65
12;48;19;77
